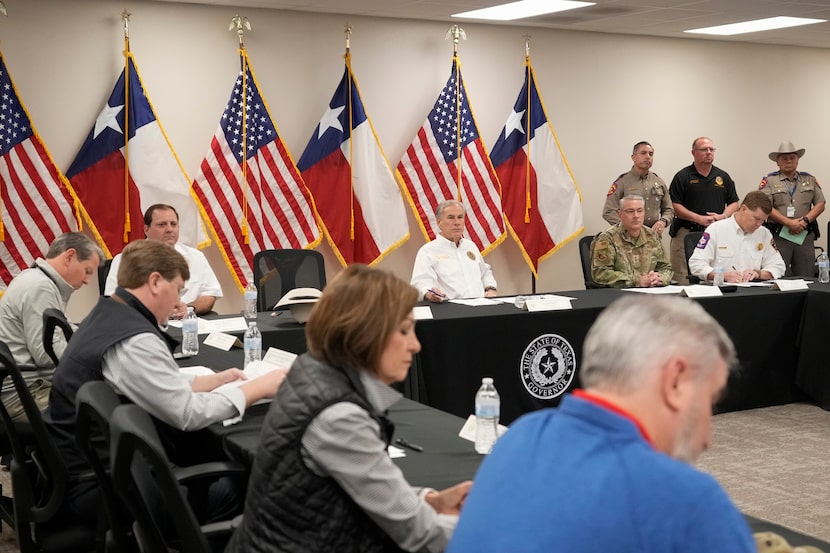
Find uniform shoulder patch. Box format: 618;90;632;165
606;182;618;197
696;233;710;249
759;178;768;190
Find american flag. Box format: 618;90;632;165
191;50;321;291
398;57;505;254
0;50;78;289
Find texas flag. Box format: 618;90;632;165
66;53;206;257
490;62;583;277
297;57;409;266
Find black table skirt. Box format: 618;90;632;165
180;284;830;425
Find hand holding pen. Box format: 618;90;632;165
426;288;448;303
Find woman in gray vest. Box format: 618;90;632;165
226;264;471;553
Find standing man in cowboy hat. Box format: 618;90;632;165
759;141;825;277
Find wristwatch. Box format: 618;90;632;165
484;286;497;292
802;216;811;224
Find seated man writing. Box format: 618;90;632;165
591;195;673;288
689;191;785;283
45;239;285;528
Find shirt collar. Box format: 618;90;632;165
573;389;654;445
436;233;463;248
779;171;800;182
112;288;180;353
34;258;74;303
358;370;402;413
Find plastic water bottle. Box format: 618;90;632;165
244;282;258;319
475;377;500;454
713;259;725;287
818;252;830;284
244;321;262;367
181;306;199;356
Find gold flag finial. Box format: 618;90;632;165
524;34;531;59
121;9;131;40
344;23;352;52
229;14;252;47
0;2;8;16
445;25;467;55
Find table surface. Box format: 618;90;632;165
181;284;823;424
180;284;830;549
208;396;482;491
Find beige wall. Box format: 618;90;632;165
4;0;829;320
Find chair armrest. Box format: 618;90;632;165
172;461;247;485
201;513;243;539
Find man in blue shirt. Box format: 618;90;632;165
447;295;755;553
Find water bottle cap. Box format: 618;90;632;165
482;377;494;385
248;321;257;328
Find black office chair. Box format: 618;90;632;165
578;235;605;289
97;259;113;296
252;249;326;311
684;231;704;284
75;382;137;553
0;340;96;553
42;308;73;367
110;404;243;553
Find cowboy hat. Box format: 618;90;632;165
769;141;805;161
273;287;322;324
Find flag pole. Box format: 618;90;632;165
121;9;132;243
524;36;532;224
345;25;355;241
0;8;6;240
446;25;465;201
525;35;537;294
230;14;252;244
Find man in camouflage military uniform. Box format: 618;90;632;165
759;141;825;277
602;141;673;237
591;195;673;288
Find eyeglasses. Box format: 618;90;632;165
694;147;716;152
620;208;644;215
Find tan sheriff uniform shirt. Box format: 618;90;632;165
759;171;824;220
602;168;674;228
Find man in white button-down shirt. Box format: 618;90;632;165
689;191;785;283
411;200;497;302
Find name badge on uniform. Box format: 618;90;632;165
787;205;795;218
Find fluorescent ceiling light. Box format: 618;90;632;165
452;0;595;21
685;16;826;36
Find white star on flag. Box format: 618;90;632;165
317;105;344;138
93;103;123;138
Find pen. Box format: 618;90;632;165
395;437;424;452
427;289;448;300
